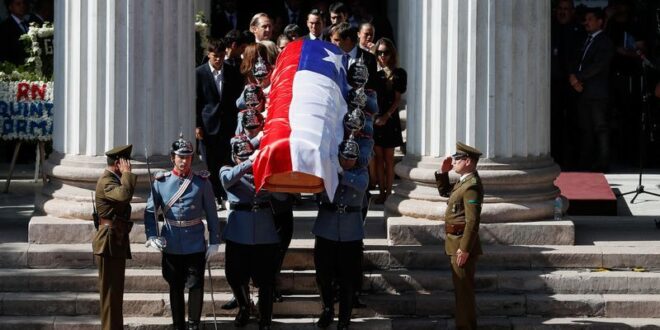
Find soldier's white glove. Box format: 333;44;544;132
206;244;221;260
145;236;166;252
256;130;264;140
248;149;260;162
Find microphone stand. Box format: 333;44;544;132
617;57;660;203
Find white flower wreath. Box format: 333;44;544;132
19;22;54;78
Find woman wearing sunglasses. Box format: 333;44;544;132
372;38;407;204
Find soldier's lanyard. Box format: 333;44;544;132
162;172;193;216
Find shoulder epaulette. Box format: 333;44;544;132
154;171;171;180
195;170;210;179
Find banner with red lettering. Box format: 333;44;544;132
0;81;54;141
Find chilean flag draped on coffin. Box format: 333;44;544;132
253;39;349;200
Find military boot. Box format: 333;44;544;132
234;285;251;327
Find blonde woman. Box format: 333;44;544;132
372;38;407;204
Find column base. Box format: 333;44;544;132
38;152;172;220
388;155;563;223
387;216;574;246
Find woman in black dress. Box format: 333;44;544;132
373;38;407;204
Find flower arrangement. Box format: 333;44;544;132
19;21;54;80
0;81;54;141
195;12;210;65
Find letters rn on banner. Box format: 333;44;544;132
0;81;54;141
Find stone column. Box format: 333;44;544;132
38;0;195;219
388;0;570;245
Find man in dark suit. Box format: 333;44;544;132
210;0;247;39
28;0;53;25
328;22;378;91
551;0;585;169
0;0;29;66
302;9;324;40
196;38;244;206
269;0;309;36
223;29;252;70
569;7;614;171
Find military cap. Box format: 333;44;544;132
452;141;482;159
105;144;132;160
244;84;265;112
241;109;265;130
231;134;255;162
339;138;360;160
170;135;194;156
343;108;366;132
348;56;369;88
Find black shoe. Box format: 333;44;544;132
187;320;200;330
352;295;367;308
316;308;334;328
259;322;272;330
337;322;350;330
222;296;238;310
234;306;250;327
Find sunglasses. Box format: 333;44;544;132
452;155;468;161
376;50;390;56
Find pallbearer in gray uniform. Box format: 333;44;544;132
313;139;369;330
143;136;221;330
220;135;280;329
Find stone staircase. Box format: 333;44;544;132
2;200;660;329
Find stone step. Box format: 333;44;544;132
2;292;660;318
387;217;575;245
1;315;658;330
3;242;660;270
2;268;660;295
27;213;388;244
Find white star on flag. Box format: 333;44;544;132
322;48;346;75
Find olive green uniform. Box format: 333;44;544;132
93;168;137;330
436;170;484;330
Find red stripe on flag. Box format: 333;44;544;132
253;40;304;192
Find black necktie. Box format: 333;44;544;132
21;20;29;33
578;35;594;71
228;13;236;28
582;35;594;52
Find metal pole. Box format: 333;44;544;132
207;262;218;330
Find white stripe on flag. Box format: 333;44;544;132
288;70;347;201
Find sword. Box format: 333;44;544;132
145;147;170;240
207;261;218;330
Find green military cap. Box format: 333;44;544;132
105;144;133;160
452;141;482;159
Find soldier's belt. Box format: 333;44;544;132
165;217;203;227
320;203;361;214
445;222;466;235
99;218;130;228
229;202;271;212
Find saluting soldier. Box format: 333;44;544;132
92;144;137;330
143;136;221;330
221;135;280;329
435;142;484;330
313;139;369;330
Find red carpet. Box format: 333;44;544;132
554;172;618;215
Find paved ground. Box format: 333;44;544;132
1;164;659;245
